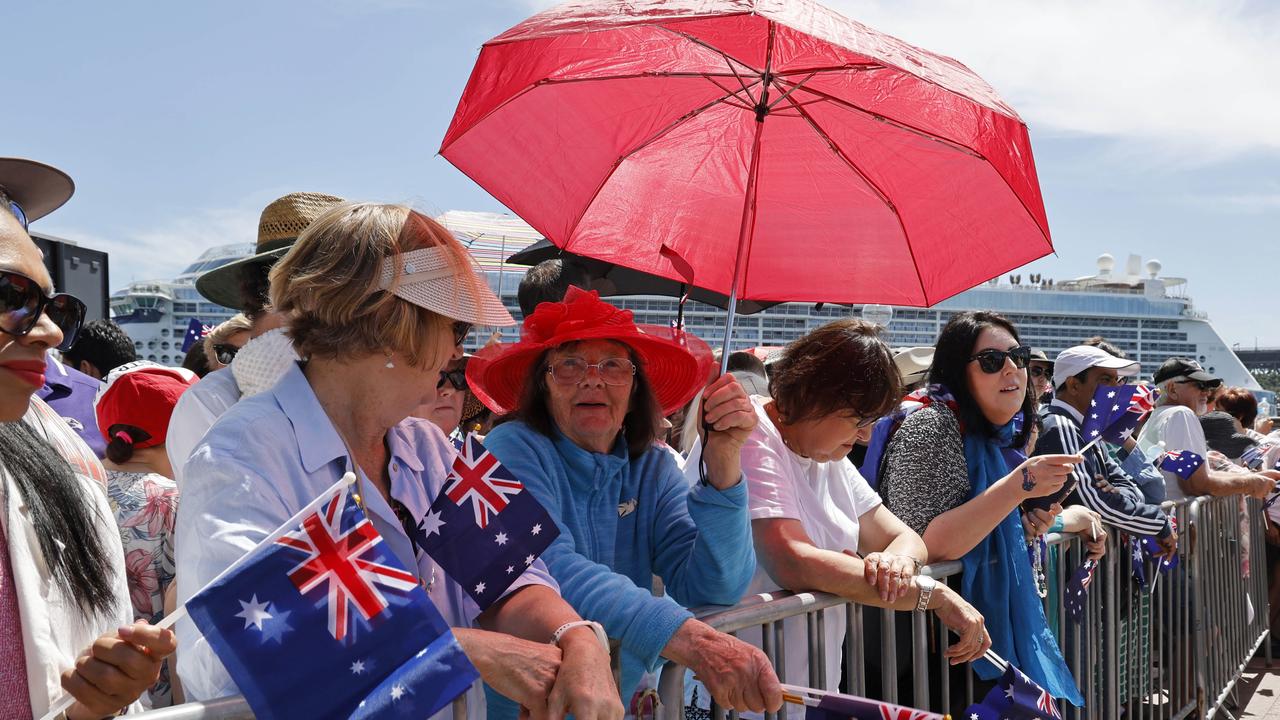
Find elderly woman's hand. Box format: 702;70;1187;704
699;374;758;490
547;629;624;720
664;620;783;714
858;551;919;603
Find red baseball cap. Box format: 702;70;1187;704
93;361;198;448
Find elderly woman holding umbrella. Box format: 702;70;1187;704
176;204;621;720
468;287;783;716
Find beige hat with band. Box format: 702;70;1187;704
379;247;515;327
196;192;346;310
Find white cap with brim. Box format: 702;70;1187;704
1053;345;1140;389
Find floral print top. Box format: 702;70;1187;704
107;470;178;708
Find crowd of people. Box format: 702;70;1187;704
4;156;1280;720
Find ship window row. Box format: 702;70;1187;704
1140;320;1180;330
1141;331;1189;341
1002;314;1140;329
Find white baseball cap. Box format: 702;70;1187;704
1052;345;1139;389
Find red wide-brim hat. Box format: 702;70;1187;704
466;286;713;417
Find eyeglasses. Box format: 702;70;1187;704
437;368;467;391
1176;379;1218;392
547;357;636;386
851;415;879;429
968;345;1031;374
2;194;27;232
452;322;472;347
0;269;86;351
1028;365;1051;379
212;344;239;365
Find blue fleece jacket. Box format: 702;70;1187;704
482;420;755;712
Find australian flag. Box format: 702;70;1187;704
412;434;559;611
180;317;206;353
185;476;479;720
1064;559;1098;622
801;689;943;720
1080;385;1143;445
1157;450;1204;480
965;665;1063;720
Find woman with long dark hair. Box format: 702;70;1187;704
877;311;1084;705
1;197;174;718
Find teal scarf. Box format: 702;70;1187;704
960;421;1084;705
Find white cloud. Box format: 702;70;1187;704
43;204;261;292
825;0;1280;161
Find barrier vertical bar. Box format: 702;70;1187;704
846;603;865;697
880;607;898;704
1105;527;1119;719
911;606;929;707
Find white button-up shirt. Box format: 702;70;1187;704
175;362;555;715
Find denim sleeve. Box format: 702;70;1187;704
1120;446;1168;505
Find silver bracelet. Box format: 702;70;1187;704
550;620;610;654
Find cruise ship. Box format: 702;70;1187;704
107;211;1263;398
109;243;254;366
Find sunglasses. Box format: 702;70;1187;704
0;270;86;352
437;368;467;391
548;357;636;386
1028;365;1051;379
452;322;472;347
1175;379;1218;392
968;345;1031;374
212;343;239;365
3;197;27;232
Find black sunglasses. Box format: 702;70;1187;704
452;321;472;346
1028;365;1051;379
213;343;240;365
437;368;467;391
1175;379;1218;392
0;269;86;352
968;345;1031;374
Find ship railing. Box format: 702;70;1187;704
129;497;1267;720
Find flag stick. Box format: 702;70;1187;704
38;474;358;720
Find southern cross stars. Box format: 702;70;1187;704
531;523;542;535
236;595;272;630
475;582;487;594
351;660;367;675
495;532;509;546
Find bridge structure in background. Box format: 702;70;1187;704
1235;347;1280;373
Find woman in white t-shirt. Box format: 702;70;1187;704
739;319;990;691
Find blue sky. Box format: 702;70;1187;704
6;0;1278;346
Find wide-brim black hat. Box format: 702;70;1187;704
0;158;75;222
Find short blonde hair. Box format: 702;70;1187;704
202;314;252;360
269;203;480;368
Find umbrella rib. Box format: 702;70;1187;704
781;94;931;305
777;81;984;161
562;87;747;253
775;63;885;76
535;71;748;86
655;25;763;77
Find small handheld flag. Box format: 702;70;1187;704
413;434;560;610
1156;450;1204;480
180;317;206;353
1079;385;1140;447
781;684;944;720
1064;559;1097;622
965;664;1063;720
184;475;478;720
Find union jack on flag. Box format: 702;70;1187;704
443;435;526;528
1130;384;1158;414
275;484;418;641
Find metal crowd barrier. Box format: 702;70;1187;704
655;496;1270;720
131;497;1269;719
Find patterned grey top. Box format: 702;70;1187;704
879;403;971;536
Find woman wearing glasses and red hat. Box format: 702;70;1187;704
1;193;176;719
468;287;783;717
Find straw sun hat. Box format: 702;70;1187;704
195;192;346;309
466;286;713;417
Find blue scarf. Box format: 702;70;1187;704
961;417;1084;705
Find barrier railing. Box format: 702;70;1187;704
655;496;1269;720
131;497;1269;720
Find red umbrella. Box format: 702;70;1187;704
442;0;1052;356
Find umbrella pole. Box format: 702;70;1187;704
718;114;767;376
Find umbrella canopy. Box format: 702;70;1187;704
507;238;779;314
441;0;1053;308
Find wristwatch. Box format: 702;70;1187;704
914;575;937;613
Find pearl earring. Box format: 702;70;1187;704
384;354;395;369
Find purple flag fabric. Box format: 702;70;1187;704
803;690;944;720
1064;559;1097;622
964;665;1063;720
1079;385;1140;445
